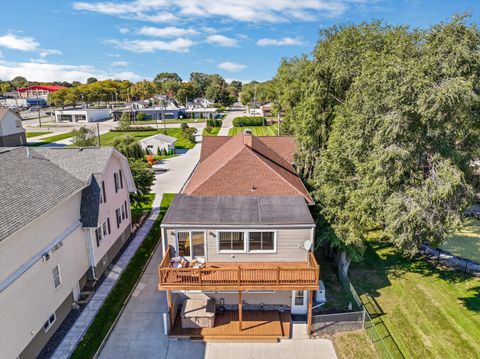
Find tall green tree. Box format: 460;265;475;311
128;159;155;207
112;135;144;159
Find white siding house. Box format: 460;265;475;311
0;108;26;146
139;133;177;155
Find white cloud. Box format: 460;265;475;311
217;61;246;72
207;34;237;47
107;53;121;57
256;37;303;46
0;33;39;51
119;27;130;34
39;49;63;57
111;60;129;66
138;26;199;37
73;1;350;23
108;38;194;53
0;60;143;82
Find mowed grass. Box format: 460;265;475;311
25;131;52;138
202;127;221;136
349;241;480;359
442;218;480;262
28;131;74;146
228;125;278;136
331;331;378;359
130;193;155;224
99;128;196;149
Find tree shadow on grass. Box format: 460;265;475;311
459;285;480;312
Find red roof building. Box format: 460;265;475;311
16;85;65;99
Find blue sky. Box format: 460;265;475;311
0;1;478;83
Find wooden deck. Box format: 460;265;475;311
170;310;291;342
158;247;320;291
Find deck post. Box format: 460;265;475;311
238;290;243;332
307;290;313;336
167;289;173;330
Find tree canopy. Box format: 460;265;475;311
271;15;480;269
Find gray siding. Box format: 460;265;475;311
164;226;313;263
175;290;292;306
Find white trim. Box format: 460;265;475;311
52;264;62;289
43;313;57;332
246;230;277;254
162;223;316;229
216;230;246;254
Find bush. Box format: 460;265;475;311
136;112;145;121
207;119;222;127
118;112;131;131
110;126;156;132
71;126;97;147
232;116;265;127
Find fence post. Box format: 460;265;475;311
464;259;469;274
362;308;366;329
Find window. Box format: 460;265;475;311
52;265;61;289
101;181;106;203
294;290;305;306
96;221;108;246
121;203;126;220
248;232;275;252
95;227;102;247
102;222;108;237
43;313;56;332
116;208;121;228
218;231;245;252
107;218;111;234
119;169;123;189
114;173;119;193
124;201;128;219
176;231;205;258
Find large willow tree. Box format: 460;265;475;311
276;15;480;272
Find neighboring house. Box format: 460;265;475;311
261;103;272;117
186;97;214;108
139;133;177;155
16;85;65;99
0;108;26;146
158;131;319;341
185;107;218;119
55;108;112;123
0;147;135;359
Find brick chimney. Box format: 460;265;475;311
243;128;252;147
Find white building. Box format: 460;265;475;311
0;147;135;359
0;108;26;146
55;108;111;123
139;133;177;155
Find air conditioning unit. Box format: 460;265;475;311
42;253;50;262
315;280;326;303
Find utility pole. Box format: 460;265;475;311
97;122;101;147
252;84;256;117
35;91;42;127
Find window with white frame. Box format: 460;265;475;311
52;265;61;289
95;220;110;247
248;231;275;252
218;231;245;252
43;313;56;332
217;230;276;253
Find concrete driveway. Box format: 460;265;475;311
218;107;246;135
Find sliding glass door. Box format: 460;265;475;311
177;231;205;259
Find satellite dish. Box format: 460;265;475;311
303;239;312;251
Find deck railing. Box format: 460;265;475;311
158;246;320;290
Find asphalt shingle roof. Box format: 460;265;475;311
0;147;118;241
162;194;315;226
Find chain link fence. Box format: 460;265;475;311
420;244;480;276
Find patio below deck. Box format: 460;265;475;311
170;310;291;342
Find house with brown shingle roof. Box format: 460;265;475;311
158;130;320;341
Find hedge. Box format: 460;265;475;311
207;119;222;127
232;116;265;127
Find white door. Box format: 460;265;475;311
291;290;308;315
176;231;206;260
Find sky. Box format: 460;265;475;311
0;1;478;84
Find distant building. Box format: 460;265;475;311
16;85;65;99
186;97;214;109
139;133;177;155
0;108;26;146
55;108;111;123
185;107;218;119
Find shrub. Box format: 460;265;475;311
118;113;131;131
71;126;97;147
232;116;265;127
136;112;145;121
207;119;222;127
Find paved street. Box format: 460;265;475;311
218;105;246;135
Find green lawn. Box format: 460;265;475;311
25;131;52;138
331;331;378;359
99;128;196;149
349;241;480;359
228;125;278;136
131;119;206;125
71;193;174;359
442;218;480;262
130;193;155;224
28;131;74;146
202;127;221;136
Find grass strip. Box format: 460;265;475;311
228;125;278;136
99;128;196;149
28;131;74;146
25;131;53;138
71;193;174;359
202;127;221;136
